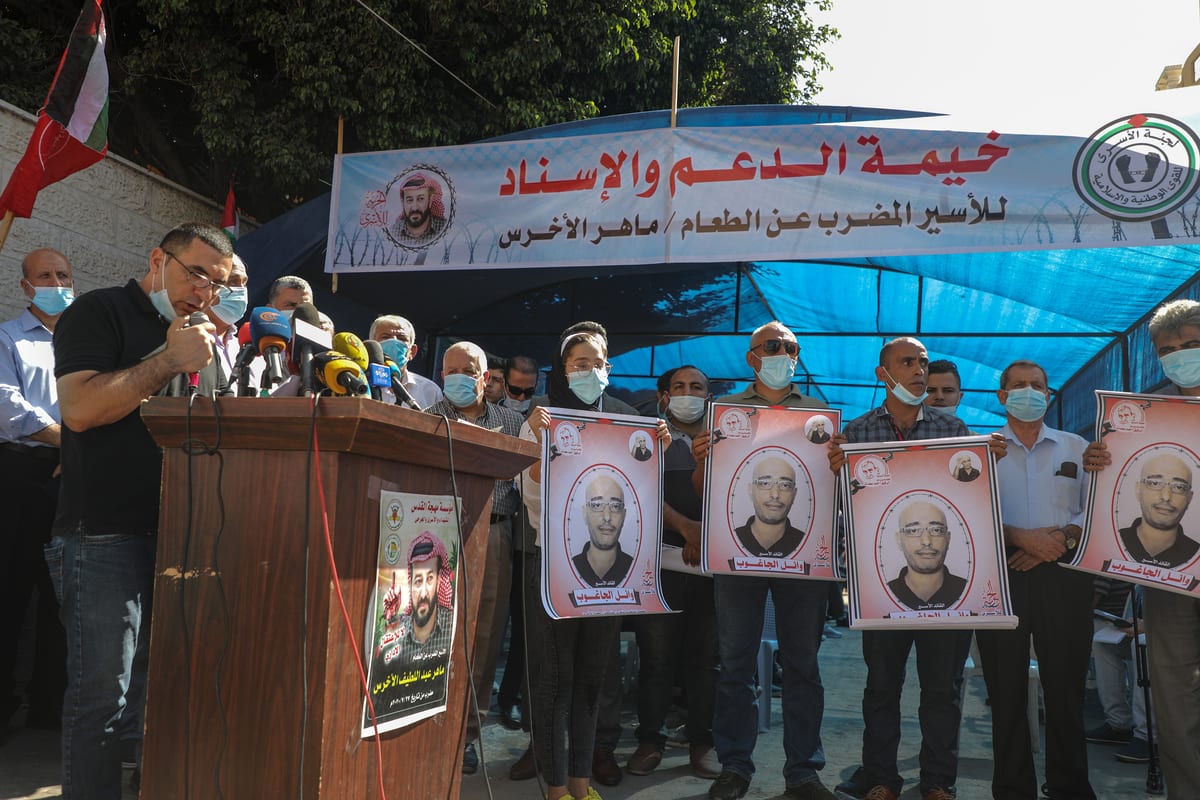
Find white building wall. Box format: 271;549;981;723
0;99;255;320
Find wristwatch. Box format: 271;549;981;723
1062;526;1080;549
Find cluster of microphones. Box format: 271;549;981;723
211;301;421;407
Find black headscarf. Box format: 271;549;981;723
546;321;608;410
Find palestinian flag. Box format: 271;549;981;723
221;179;239;241
0;0;109;219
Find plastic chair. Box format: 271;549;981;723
757;594;779;732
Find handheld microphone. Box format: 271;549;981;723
249;307;290;388
312;350;368;396
184;311;209;395
230;322;257;396
332;332;370;372
363;339;390;401
290;302;331;397
384;357;423;411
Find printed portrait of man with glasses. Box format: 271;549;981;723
733;451;807;558
572;472;636;587
884;497;967;610
1118;449;1200;569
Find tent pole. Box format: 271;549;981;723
332;117;344;294
0;211;14;254
671;36;680;128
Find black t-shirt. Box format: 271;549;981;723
53;280;222;535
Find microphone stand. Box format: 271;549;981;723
1132;588;1164;795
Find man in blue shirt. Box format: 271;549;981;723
0;248;73;736
976;359;1095;800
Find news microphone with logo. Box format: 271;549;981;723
249;306;290;389
332;332;370;372
312;350;368;396
363;339;390;401
383;357;423;411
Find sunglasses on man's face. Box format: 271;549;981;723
752;339;799;357
507;383;537;399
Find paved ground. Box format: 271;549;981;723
0;625;1164;799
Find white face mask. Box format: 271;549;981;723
148;261;177;320
668;394;706;424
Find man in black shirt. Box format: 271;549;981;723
885;499;967;610
572;475;633;587
49;223;232;798
1118;452;1199;568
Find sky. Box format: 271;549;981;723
810;1;1200;132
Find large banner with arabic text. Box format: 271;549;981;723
1071;391;1200;597
327;112;1200;272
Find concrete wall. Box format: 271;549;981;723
0;99;254;320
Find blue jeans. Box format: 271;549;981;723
712;574;827;785
46;528;156;800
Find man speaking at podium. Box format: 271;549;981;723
48;223;232;798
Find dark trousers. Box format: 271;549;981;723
976;562;1096;800
0;448;65;721
526;550;621;785
466;519;512;740
497;548;529;718
633;570;717;747
859;628;972;794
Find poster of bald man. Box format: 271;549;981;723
539;407;673;619
839;436;1017;630
702;403;841;579
361;491;461;736
1072;390;1200;596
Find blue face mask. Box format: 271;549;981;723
756;354;796;390
1004;386;1049;422
883;368;928;406
28;285;74;316
148;265;177;320
503;397;532;414
443;373;481;408
380;339;410;367
1160;348;1200;388
568;368;608;405
210;286;248;326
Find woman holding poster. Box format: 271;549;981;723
517;322;667;800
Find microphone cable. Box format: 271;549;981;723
179;389;232;800
303;394;390;799
434;412;496;800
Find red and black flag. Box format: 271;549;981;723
0;0;109;219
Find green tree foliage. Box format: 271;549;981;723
0;0;835;220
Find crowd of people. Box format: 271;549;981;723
1;221;1198;800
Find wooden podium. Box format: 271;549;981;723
138;397;538;799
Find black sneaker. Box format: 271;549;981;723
708;770;751;800
835;767;874;799
1085;722;1133;745
462;741;479;774
1115;737;1151;763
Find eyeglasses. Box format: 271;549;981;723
1141;477;1192;495
751;478;796;492
751;339;799;357
164;252;232;299
507;383;537;399
585;499;625;514
900;524;949;539
567;360;611;374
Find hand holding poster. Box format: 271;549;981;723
839;436;1017;629
701;403;840;579
1072;391;1200;595
361;492;461;736
539;407;672;619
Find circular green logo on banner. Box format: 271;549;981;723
1073;114;1200;222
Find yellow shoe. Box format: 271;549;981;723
574;788;602;800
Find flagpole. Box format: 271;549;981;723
671;36;680;128
0;211;14;253
333;116;344;294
